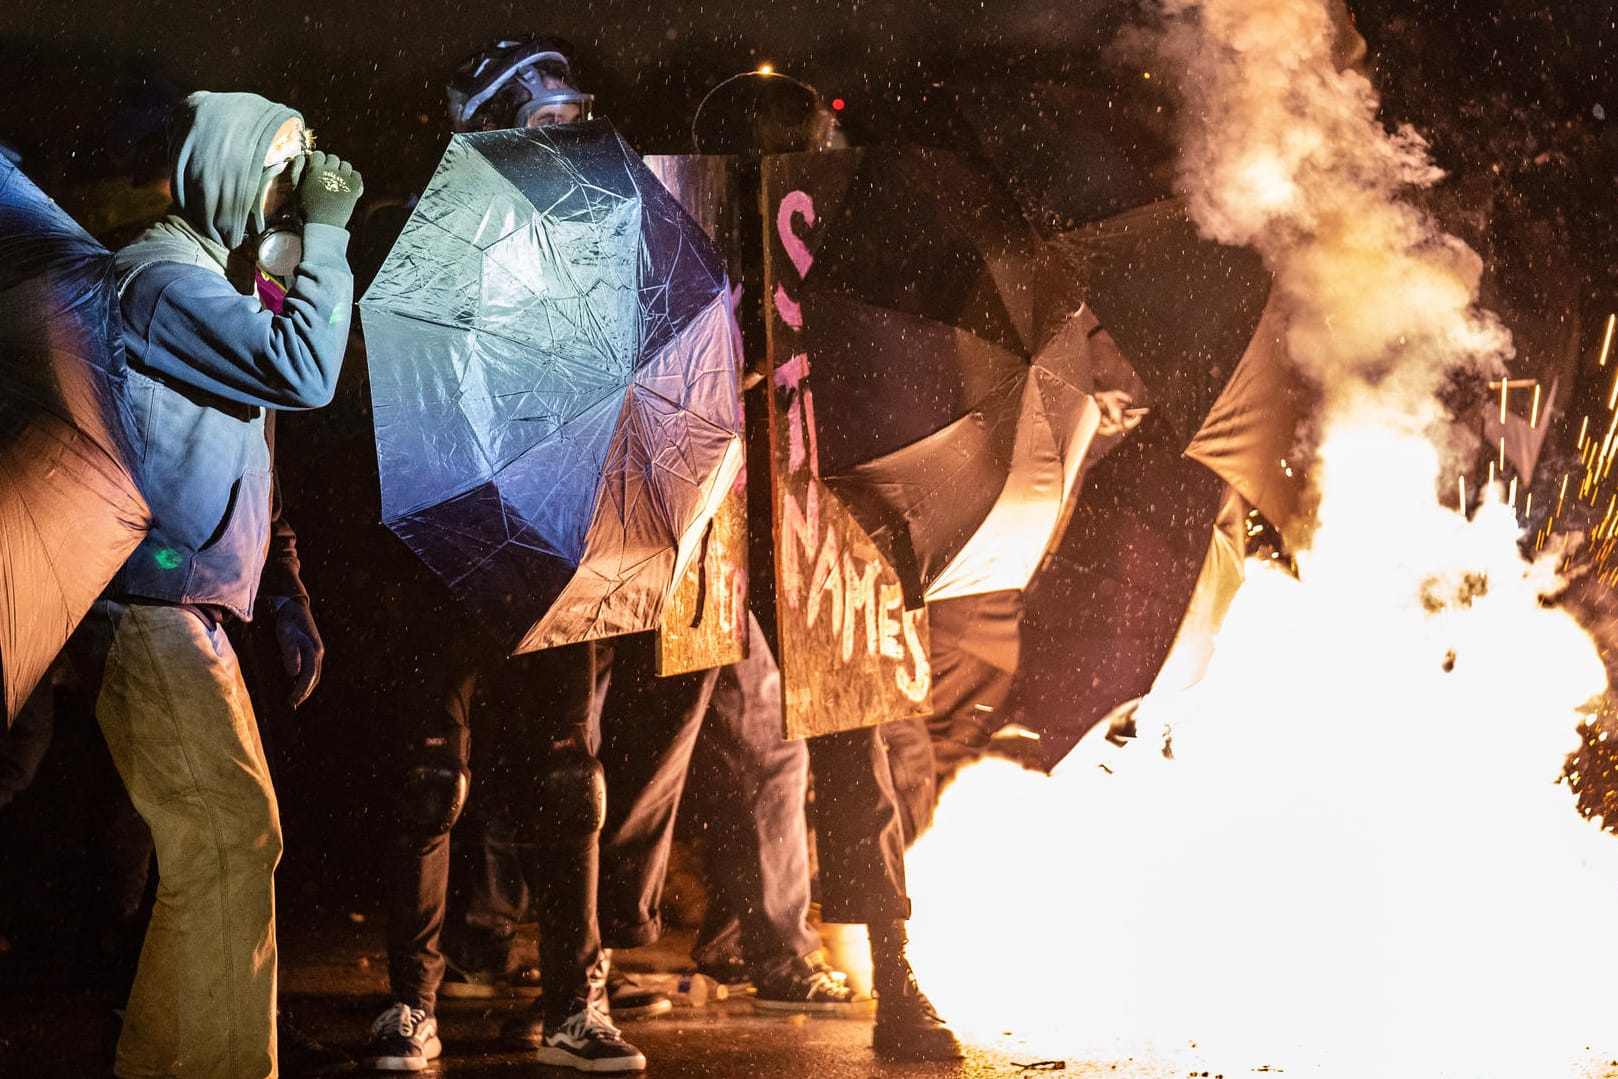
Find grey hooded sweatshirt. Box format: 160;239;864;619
111;90;351;619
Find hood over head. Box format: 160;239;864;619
168;90;302;254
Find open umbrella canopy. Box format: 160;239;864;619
362;120;743;654
0;159;148;723
934;81;1318;762
800;144;1103;605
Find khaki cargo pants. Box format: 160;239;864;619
93;601;281;1079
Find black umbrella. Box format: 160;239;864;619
800;144;1103;606
361;120;743;654
0;159;149;723
940;80;1315;761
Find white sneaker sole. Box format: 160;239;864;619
365;1034;442;1072
608;997;673;1021
753;996;874;1016
532;1045;647;1072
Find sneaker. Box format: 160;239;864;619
439;953;543;998
605;964;672;1020
753;952;867;1015
532;997;646;1073
362;1003;442;1072
872;971;963;1062
278;1011;355;1076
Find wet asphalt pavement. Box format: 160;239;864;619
0;906;1096;1079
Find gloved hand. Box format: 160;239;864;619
1094;389;1146;438
296;151;364;229
270;596;325;708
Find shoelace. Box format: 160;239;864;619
374;1003;427;1040
803;969;852;1001
556;1000;626;1044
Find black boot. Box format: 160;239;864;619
868;921;963;1062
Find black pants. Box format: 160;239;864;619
385;641;604;1018
808;719;925;925
389;635;715;1018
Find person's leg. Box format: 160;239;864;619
878;717;936;848
808;726;911;928
95;602;281;1079
492;644;606;1025
437;685;535;997
922;591;1021;798
692;615;821;981
498;644;644;1072
366;649;473;1072
808;723;961;1061
595;635;716;951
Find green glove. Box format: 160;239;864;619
296;151;364;229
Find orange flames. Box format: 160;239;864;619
904;0;1618;1074
907;422;1618;1076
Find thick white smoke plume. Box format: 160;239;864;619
905;2;1618;1077
1152;0;1511;429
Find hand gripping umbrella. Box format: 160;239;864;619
0;159;149;723
362;120;743;653
799;144;1105;606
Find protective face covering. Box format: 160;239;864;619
515;86;594;128
253;140;311;313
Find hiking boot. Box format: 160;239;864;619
605;963;672;1020
439;953;543;998
362;1003;441;1072
278;1011;355;1076
531;997;646;1073
753;951;867;1015
872;969;963;1062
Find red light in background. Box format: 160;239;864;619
831;97;846;111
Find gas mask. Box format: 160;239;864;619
252;126;315;313
254;224;302;314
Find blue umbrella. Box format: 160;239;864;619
0;159;149;722
362;120;743;654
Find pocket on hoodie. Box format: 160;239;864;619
197;467;271;554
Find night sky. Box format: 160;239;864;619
2;1;1611;190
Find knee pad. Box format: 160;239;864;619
537;746;605;836
399;755;470;841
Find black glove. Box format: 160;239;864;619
296;151;364;229
270;596;325;708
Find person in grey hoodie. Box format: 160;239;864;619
89;90;360;1079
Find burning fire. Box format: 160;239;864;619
908;430;1617;1077
905;1;1618;1075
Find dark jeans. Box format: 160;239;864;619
594;637;716;947
689;613;820;983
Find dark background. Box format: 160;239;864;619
1;0;1615;912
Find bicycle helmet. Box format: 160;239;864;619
446;36;595;132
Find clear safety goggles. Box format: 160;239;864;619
516;90;595;129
